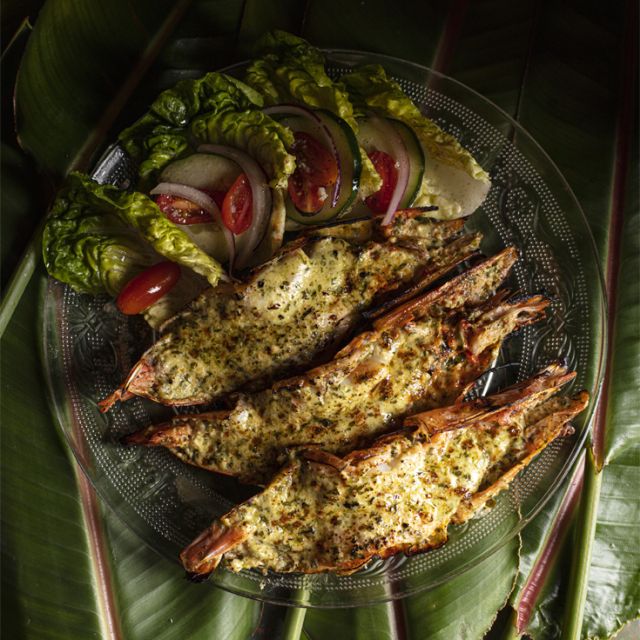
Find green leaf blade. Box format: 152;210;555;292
604;134;640;464
304;600;402;640
581;446;640;639
402;536;519;640
6;2;637;639
14;0;187;177
104;511;260;640
1;272;104;640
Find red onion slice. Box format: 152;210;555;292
367;117;411;226
263;104;341;207
150;182;219;215
150;182;235;271
196;145;271;268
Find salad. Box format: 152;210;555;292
43;31;490;327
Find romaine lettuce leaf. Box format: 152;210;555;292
119;73;262;185
342;65;491;218
245;31;382;198
43;176;154;295
43;173;226;295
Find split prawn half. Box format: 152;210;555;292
101;209;481;410
126;247;550;485
180;363;588;576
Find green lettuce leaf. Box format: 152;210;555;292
43;176;155;295
191;109;296;189
342;64;491;218
342;64;489;180
118;72;262;185
245;30;382;197
246;31;357;129
43;172;225;294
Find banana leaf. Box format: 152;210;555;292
2;1;637;639
3;3;266;638
303;535;519;640
497;2;639;638
512;140;638;640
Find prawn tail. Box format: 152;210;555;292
181;523;247;577
460;294;550;358
99;359;155;412
97;387;134;413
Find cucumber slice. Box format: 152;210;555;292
275;110;361;225
389;120;425;208
316;111;361;218
356;117;425;209
159;153;241;192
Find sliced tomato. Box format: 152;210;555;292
288;132;339;214
116;262;181;315
364;150;399;214
154;189;225;225
222;173;253;234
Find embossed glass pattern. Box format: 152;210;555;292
41;52;606;607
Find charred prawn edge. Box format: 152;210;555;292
180;523;248;577
179;364;587;577
98;222;480;413
305;208;463;242
451;391;589;524
373;246;519;331
364;233;482;319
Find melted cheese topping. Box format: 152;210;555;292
218;405;536;573
134;221;473;405
166;259;534;485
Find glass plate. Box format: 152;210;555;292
41;50;606;608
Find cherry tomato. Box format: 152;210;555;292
288;132;339;214
364;150;399;214
222;173;253;234
154;189;225;225
116;261;181;315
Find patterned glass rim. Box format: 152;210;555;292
41;49;608;607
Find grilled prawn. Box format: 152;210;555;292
180;364;588;576
126;248;549;485
101;210;480;410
